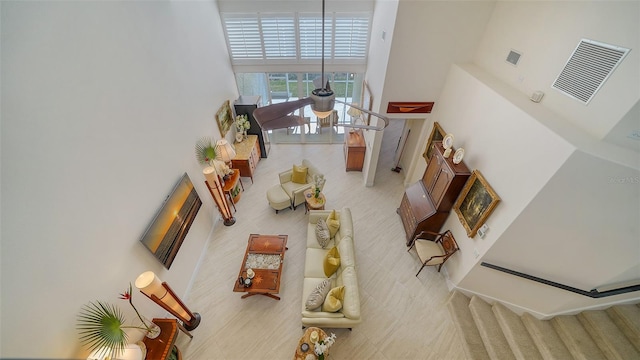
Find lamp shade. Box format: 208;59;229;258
347;105;362;118
203;166;219;185
135;271;190;320
216;139;236;163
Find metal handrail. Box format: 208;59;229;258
481;262;640;298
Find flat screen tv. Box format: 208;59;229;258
140;173;202;269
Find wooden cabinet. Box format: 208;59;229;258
422;143;471;212
344;130;366;171
234;96;270;158
232;135;260;183
398;182;449;246
398;142;470;245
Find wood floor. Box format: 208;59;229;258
175;122;466;359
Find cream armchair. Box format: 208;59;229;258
278;159;324;209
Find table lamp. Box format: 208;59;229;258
216;139;236;165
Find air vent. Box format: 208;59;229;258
506;50;521;66
552;39;630;104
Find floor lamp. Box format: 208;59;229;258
203;166;236;226
134;271;202;331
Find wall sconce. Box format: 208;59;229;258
134;271;201;331
215;139;236;165
203;166;235;226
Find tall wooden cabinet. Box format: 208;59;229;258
234;96;270;158
344;130;366;171
398;142;470;245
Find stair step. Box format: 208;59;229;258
492;302;543;360
578;310;640;360
521;313;573;360
551;315;606;360
469;296;516;360
448;291;490;360
606;304;640;352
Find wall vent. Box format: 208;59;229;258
506;50;521;66
552;39;630;104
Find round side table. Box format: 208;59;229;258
303;189;326;213
294;327;328;360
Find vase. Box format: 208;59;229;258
243;130;248;140
142;316;161;339
236;132;244;143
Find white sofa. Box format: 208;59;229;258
278;159;323;209
301;208;361;329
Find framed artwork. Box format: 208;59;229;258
454;170;501;238
386;101;434;114
423;122;445;162
215;100;233;137
361;80;372;126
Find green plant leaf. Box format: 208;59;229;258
77;301;128;357
195;137;217;165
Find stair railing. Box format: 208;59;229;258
481;262;640;298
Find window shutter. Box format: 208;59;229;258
222;15;263;59
299;14;333;60
334;15;369;59
261;15;296;59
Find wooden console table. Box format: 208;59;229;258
232;135;260;183
143;318;192;360
222;169;243;211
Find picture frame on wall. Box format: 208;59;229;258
423;122;445;162
454;170;501;238
215;100;233;137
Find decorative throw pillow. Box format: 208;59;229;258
323;246;341;277
322;286;345;312
315;219;331;248
305;279;332;311
292;165;308;184
326;210;340;238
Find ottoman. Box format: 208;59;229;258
267;185;291;213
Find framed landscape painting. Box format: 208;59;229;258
423;122;445;162
454;170;500;237
215;100;233;137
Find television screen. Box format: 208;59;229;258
140;173;202;269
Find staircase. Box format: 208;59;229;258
448;291;640;360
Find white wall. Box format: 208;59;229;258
434;62;640;316
0;1;237;358
362;0;399;186
376;1;496;185
474;1;640;140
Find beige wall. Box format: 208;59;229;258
1;1;237;358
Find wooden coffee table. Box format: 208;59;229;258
233;234;288;300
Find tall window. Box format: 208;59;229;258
222;12;370;66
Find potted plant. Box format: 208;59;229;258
195;137;217;166
235;114;250;142
231;184;242;203
77;301;146;358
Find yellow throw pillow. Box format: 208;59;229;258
323;246;341;277
322;286;345;312
326;210;340;238
292;165;308;184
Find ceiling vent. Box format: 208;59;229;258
552;39;630;104
506;50;521;66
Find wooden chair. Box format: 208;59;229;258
316;110;338;134
408;230;459;276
